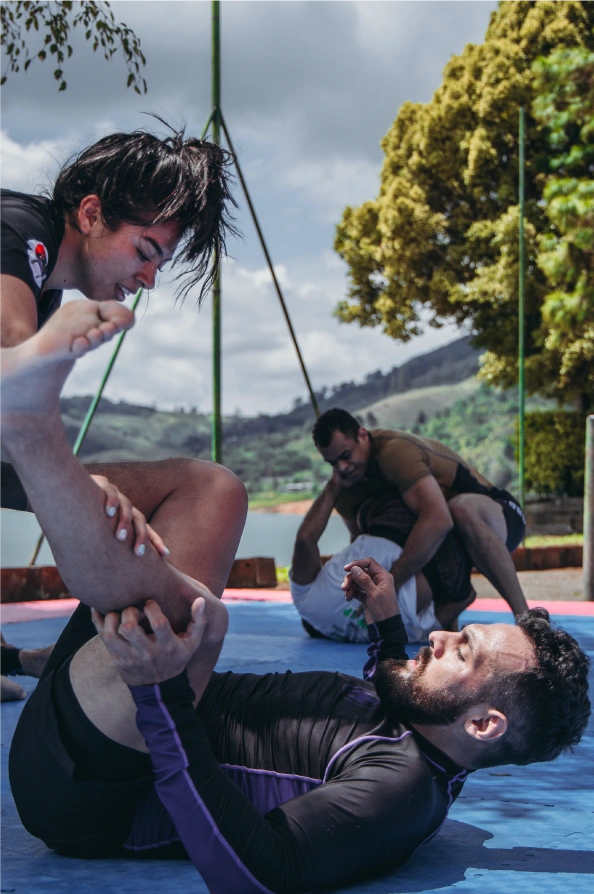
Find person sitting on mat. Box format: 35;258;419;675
310;408;529;629
289;465;469;643
4;304;590;894
0;121;238;693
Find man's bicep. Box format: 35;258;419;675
0;275;38;346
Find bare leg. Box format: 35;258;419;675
1;676;26;702
415;571;433;614
2;301;245;748
82;458;246;592
1;301;247;626
434;587;476;632
449;494;528;616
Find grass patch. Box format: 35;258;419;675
248;491;316;510
523;534;583;548
276;565;290;583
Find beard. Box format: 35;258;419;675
373;649;481;727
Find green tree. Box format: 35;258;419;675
1;1;146;93
334;1;594;410
531;46;594;410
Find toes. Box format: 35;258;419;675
71;335;91;357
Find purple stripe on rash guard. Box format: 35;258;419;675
138;688;274;894
220;764;321;814
124;763;321;854
323;732;412;783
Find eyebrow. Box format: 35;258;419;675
464;628;476;656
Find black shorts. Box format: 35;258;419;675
9;604;152;858
490;491;526;553
358;488;525;606
1;461;29;511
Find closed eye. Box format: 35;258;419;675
137;249;150;263
457;648;465;663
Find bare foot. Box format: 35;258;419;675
1;300;134;436
1;675;27;702
18;644;54;678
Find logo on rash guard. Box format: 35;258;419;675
26;239;49;288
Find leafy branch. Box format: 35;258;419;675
1;1;147;93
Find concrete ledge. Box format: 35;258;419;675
512;544;583;571
1;557;279;603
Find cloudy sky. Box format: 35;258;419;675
1;0;497;415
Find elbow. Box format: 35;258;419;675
441;514;454;536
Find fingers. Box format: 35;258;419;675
146;522;170;558
130;507;150;556
344;557;384;577
142;599;177;646
182;597;207;648
115;491;133;546
348;564;377;596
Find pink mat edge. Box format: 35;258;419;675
2;593;593;624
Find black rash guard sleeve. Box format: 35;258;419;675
364;613;408;680
1;190;64;327
129;665;440;894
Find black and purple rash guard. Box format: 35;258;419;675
126;615;468;894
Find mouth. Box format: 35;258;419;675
115;285;132;302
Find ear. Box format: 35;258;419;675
77;195;103;235
358;427;369;443
464;705;508;743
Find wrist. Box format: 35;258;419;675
326;477;343;499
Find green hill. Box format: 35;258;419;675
59;335;548;502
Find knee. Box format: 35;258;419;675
448;495;476;532
193;460;248;518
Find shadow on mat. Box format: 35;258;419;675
361;820;594;894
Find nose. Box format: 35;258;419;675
137;261;159;291
337;460;351;474
428;629;457;659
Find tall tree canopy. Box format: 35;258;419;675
334;1;594;411
1;1;146;93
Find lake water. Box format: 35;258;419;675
0;509;350;569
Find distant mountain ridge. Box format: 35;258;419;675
61;336;480;434
60;334;480;435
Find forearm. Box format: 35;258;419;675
131;674;354;894
295;479;341;546
390;515;452;589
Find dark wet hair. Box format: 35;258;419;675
374;608;590;768
312;407;361;448
52;119;238;302
472;607;591;768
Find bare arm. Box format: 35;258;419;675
290;472;343;585
389;475;454;590
0;275;38;347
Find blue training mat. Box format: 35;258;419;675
2;601;594;894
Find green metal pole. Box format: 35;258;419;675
220;113;320;418
518;106;526;509
211;0;222;462
584;415;594;601
28;289;144;566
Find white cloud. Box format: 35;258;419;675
0;131;67;194
2;3;491;415
60;251;461;417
